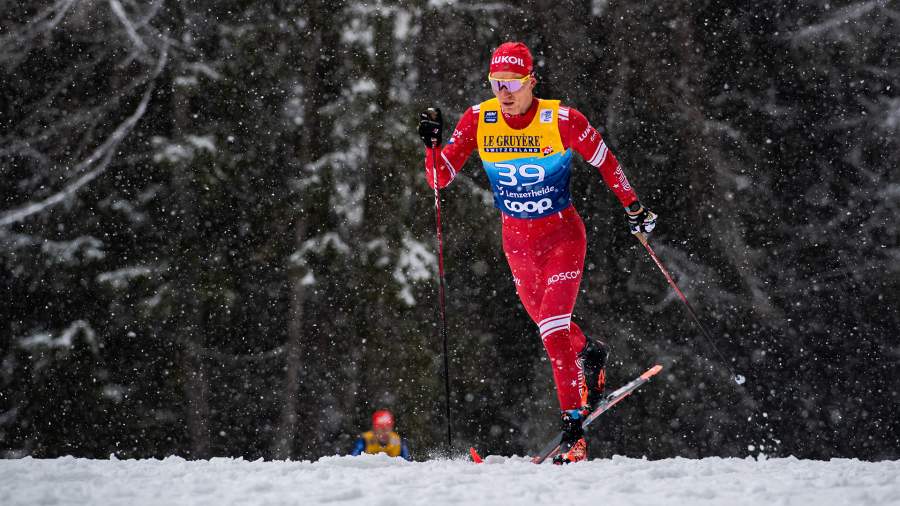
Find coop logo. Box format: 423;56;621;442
492;55;525;67
547;270;580;285
504;198;552;214
542;146;554;156
485;110;498;123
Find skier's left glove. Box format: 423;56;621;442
417;107;443;148
625;201;658;235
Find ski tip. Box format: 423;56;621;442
641;364;664;380
469;447;484;464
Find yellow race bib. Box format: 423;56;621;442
476;98;573;218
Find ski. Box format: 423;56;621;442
468;364;663;465
531;364;664;464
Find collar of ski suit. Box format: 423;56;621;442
500;98;540;129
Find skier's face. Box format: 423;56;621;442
490;71;535;115
374;426;392;444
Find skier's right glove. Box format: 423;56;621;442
625;201;658;235
417;107;443;148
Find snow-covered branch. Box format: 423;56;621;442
0;0;79;59
109;0;149;54
18;320;99;354
197;345;286;364
96;265;157;288
788;0;889;41
0;43;169;227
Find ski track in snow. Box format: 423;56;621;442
2;454;899;506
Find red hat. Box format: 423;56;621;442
489;42;533;76
372;410;394;430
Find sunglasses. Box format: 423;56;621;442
488;74;532;93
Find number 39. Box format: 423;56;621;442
496;163;546;187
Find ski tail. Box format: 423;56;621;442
532;364;664;464
469;447;484;464
532;433;563;464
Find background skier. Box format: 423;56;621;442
417;41;657;464
350;410;411;460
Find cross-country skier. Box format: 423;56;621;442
417;42;657;464
350;410;411;460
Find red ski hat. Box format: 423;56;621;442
489;42;533;76
372;409;394;430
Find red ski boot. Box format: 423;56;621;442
553;408;588;465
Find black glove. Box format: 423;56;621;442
417;107;443;148
625;201;658;235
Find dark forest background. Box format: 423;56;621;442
1;0;898;462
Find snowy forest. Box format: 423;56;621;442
1;0;898;463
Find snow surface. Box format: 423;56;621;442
2;454;899;506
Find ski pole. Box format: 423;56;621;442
634;232;745;385
429;118;453;454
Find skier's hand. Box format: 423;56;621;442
418;107;443;148
625;201;657;235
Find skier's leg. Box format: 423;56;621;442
504;254;543;323
503;211;593;413
504;221;584;408
536;236;586;410
502;220;545;323
505;211;592;464
568;322;587;356
538;234;593;464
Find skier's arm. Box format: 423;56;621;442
421;106;478;189
400;439;411;461
350;437;366;456
565;107;657;234
564;107;639;207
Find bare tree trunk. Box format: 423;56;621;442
269;2;332;459
170;57;211;459
361;10;395;232
270;217;308;459
181;339;210;458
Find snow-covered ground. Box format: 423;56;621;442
3;453;899;506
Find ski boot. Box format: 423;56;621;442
579;336;608;411
552;408;588;465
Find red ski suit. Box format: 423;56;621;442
425;98;638;410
